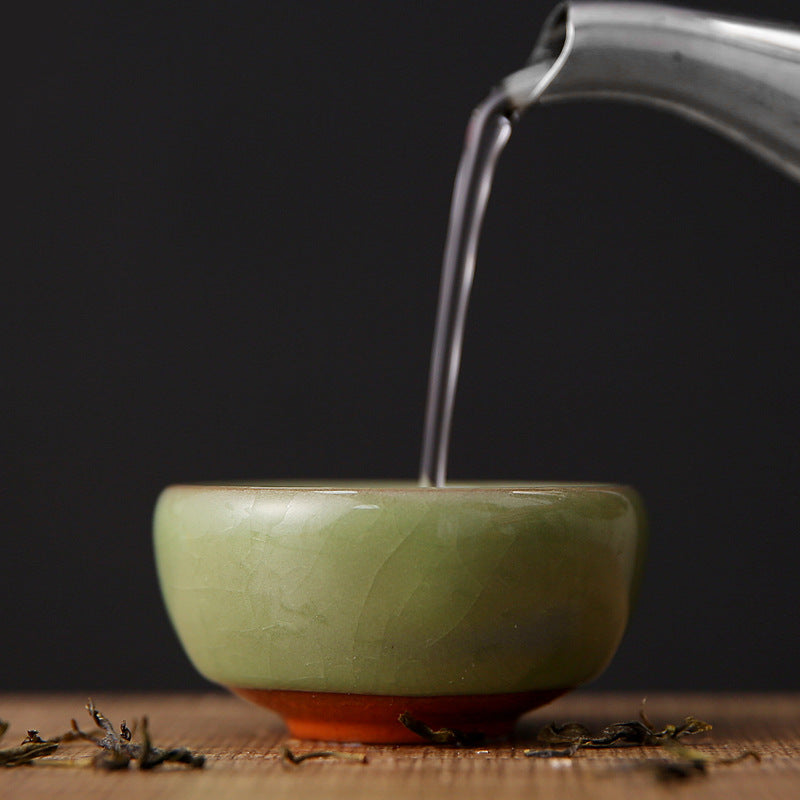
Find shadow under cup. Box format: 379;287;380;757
153;482;647;742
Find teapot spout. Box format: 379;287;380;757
504;2;800;182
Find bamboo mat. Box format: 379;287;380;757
1;692;798;799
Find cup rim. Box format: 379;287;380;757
163;480;634;493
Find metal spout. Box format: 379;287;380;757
504;2;800;182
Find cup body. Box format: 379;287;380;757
154;482;647;741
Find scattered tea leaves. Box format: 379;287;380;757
524;706;760;781
524;709;712;758
0;701;205;770
398;712;485;746
280;745;367;765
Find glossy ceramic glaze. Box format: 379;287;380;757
154;483;647;741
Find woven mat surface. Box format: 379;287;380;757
1;692;798;799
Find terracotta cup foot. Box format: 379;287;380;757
231;687;568;743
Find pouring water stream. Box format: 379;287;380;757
418;62;554;488
420;1;800;487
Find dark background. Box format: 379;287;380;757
5;1;799;692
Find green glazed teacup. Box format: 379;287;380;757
153;482;647;742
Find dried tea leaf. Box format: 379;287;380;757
525;724;587;757
137;716;205;769
280;746;367;765
717;750;761;766
0;741;60;766
398;713;485;746
638;711;712;743
80;701;204;769
0;729;63;765
138;715;154;767
525;709;713;758
0;721;86;766
147;747;206;769
536;722;591;746
656;759;708;781
93;749;132;771
525;744;582;758
655;740;760;781
85;700;121;750
73;699;132;770
589;721;653;746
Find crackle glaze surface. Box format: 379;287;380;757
153;484;646;696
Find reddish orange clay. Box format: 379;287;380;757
231;687;568;743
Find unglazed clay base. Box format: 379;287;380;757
232;687;568;743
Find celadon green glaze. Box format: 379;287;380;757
153;483;647;696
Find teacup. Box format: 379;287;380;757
154;482;646;742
